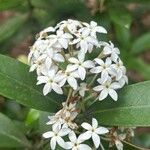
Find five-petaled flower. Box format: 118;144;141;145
81;118;109;148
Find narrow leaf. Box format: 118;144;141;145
0;113;31;148
131;32;150;54
0;15;26;43
0;54;63;111
0;0;23;11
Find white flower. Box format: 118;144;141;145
93;77;121;101
62;102;77;118
118;74;128;88
40;47;65;69
48;30;73;49
29;55;46;75
115;140;123;150
58;70;79;90
71;29;98;53
82;21;107;38
90;57;113;83
111;58;126;80
66;131;92;150
28;39;49;62
39;26;55;39
46;111;64;128
56;19;82;34
43;125;70;150
81;118;109;148
102;41;120;62
68;52;94;80
37;69;64;95
78;82;88;97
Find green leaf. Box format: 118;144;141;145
109;7;132;28
108;8;131;47
0;54;63;111
25;109;40;125
129;58;150;80
0;0;23;11
90;81;150;126
0;113;31;148
131;32;150;54
0;15;26;43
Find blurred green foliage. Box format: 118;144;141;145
0;0;150;149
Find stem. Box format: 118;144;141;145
88;74;98;87
122;141;145;150
100;143;105;150
83;92;97;103
66;88;73;104
88;51;104;87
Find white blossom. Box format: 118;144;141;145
71;29;98;53
37;69;64;95
48;30;73;49
78;82;88;97
115;140;123;150
93;77;121;101
43;125;70;150
66;131;92;150
90;57;113;83
58;69;79;90
81;118;109;148
82;21;107;38
56;19;82;34
102;41;120;62
68;52;94;80
40;47;64;69
111;58;126;80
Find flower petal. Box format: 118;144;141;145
67;76;78;90
78;66;86;80
93;85;103;92
92;118;98;129
53;53;64;62
43;131;54;138
56;136;66;149
43;83;52;95
68;57;79;64
58;38;68;49
81;122;92;130
94;58;104;65
52;83;63;94
50;137;57;150
78;144;92;150
90;66;102;73
92;133;100;148
78;131;92;142
96;127;109;135
66;64;78;72
59;128;71;136
69;131;77;142
98;89;108;101
83;60;94;68
108;89;118;101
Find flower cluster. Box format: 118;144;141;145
28;19;129;150
43;112;109;150
108;127;135;150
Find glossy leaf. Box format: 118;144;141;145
25;109;40;125
0;15;26;43
129;58;150;80
0;54;63;111
90;81;150;126
0;0;23;11
0;113;31;148
131;32;150;54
